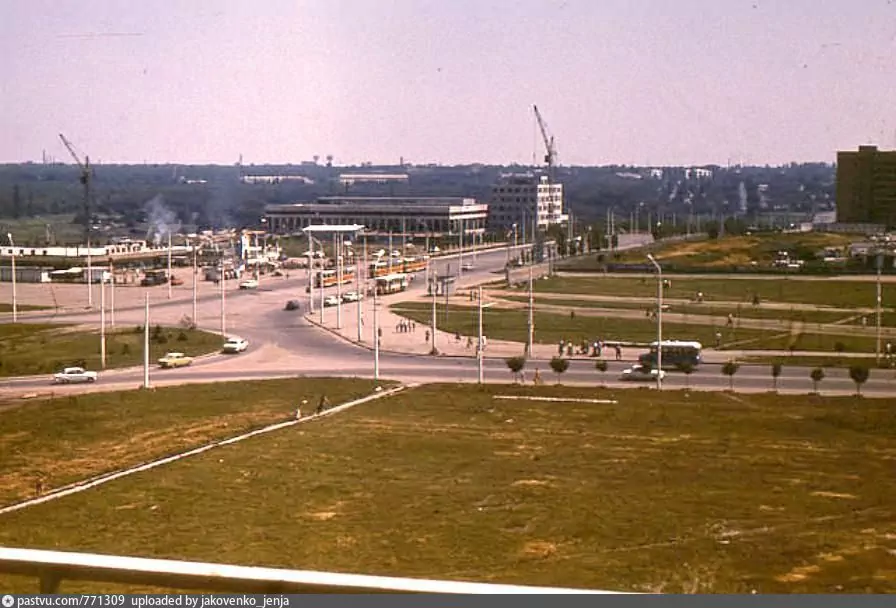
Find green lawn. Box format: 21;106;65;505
392;303;881;353
0;384;893;593
526;276;896;310
499;295;862;325
0;303;49;313
0;378;385;506
0;324;223;377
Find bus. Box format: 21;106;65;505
375;272;409;295
314;266;356;288
368;261;393;279
401;256;429;274
638;340;702;370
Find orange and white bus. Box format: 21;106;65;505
314;266;356;288
368;261;393;278
401;256;429;274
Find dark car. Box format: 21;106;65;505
284;300;301;311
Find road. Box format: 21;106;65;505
1;245;894;399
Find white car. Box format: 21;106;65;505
323;295;340;307
221;336;249;354
619;364;666;382
239;279;259;290
53;367;98;384
342;291;361;302
461;262;475;271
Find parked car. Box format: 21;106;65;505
619;364;666;382
461;262;475;271
284;300;301;311
221;336;249;354
53;367;98;384
158;352;194;369
323;295;340;307
170;276;184;286
239;279;259;290
342;291;361;302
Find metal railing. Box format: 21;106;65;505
0;547;623;594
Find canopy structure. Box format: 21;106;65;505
301;224;366;234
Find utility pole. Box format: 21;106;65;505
647;254;663;390
109;261;115;327
458;218;464;277
220;259;226;336
876;255;883;366
143;294;150;389
527;265;534;356
430;272;438;354
319;238;325;325
478;286;484;384
100;275;106;369
335;232;342;329
373;284;380;379
358;233;366;342
388;231;393;274
167;232;173;299
7;233;17;323
192;239;198;327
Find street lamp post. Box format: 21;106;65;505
100;273;106;369
373;283;380;379
358;234;366;343
143;294;150;389
7;233;17;323
191;238;198;327
220;258;227;336
334;232;343;329
477;286;495;384
647;253;663;391
167;232;173;300
109;261;115;327
876;255;883;366
527;265;534;356
430;273;438;354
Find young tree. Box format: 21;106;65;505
721;360;739;391
594;359;608;386
810;367;825;394
549;356;570;383
848;365;870;397
679;362;694;390
505;356;526;383
771;362;782;393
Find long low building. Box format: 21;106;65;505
265;196;488;237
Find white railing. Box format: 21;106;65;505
0;547;625;594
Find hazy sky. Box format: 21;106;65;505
2;0;895;166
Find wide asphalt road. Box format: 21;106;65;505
1;244;893;397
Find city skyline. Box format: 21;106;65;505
2;0;895;167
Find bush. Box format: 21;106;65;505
848;365;869;396
154;334;168;345
549;357;570;380
177;331;188;342
121;343;131;355
810;367;825;394
594;360;608;373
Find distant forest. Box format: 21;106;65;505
0;161;836;242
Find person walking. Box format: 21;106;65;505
316;395;330;415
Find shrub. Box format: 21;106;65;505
848;365;870;397
505;356;526;383
771;362;782;392
177;331;188;342
549;357;570;381
721;360;739;390
121;343;131;355
810;367;825;394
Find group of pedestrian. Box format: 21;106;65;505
396;320;416;333
557;338;621;359
295;395;330;420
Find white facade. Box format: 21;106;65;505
488;173;565;233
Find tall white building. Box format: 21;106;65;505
487;173;565;234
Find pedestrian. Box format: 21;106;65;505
455;332;461;342
35;477;44;497
533;368;543;385
412;321;416;333
316;395;330;415
378;327;383;339
425;329;431;343
715;332;722;348
558;340;565;356
614;344;622;360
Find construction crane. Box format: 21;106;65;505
59;134;92;243
533;105;558;184
59;133;95;307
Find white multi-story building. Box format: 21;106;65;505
487;173;565;234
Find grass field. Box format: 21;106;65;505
391;303;881;353
0;303;49;313
0;378;384;506
526;276;896;310
563;233;859;271
0;324;223;377
498;295;866;325
0;383;893;593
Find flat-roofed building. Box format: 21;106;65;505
837;145;896;228
488;173;566;233
265;196;488;237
